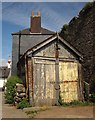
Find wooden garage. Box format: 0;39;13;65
18;33;84;106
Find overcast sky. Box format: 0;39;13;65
1;1;89;66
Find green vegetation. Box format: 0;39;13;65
59;100;93;107
5;76;22;104
58;93;63;105
80;2;93;14
61;24;68;33
60;2;94;38
26;110;38;118
26;106;49;118
61;24;68;31
58;93;94;107
60;24;69;39
17;98;31;109
89;93;95;103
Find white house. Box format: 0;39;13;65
0;59;11;89
0;66;10;89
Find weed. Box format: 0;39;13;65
25;106;49;118
79;2;93;14
17;98;31;109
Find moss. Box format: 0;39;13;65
60;24;69;39
79;2;93;14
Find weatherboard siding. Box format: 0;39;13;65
25;41;82;106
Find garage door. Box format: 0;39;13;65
33;59;79;105
33;59;56;106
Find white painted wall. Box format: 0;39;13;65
0;78;7;88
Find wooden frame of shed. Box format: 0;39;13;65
17;33;84;106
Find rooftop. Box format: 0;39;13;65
12;27;55;35
0;66;10;78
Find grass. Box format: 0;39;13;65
25;106;49;118
17;98;31;109
60;100;94;107
25;101;94;118
26;110;38;118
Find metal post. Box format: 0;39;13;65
55;36;60;105
3;68;6;91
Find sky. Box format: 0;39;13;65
1;2;88;66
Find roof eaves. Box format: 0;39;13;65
12;27;55;35
18;34;57;61
18;33;83;63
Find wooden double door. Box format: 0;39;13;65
33;58;79;106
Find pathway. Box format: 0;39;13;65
1;91;28;118
1;91;94;119
35;106;94;118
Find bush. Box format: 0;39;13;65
58;94;93;107
5;76;22;104
89;93;95;103
17;98;30;109
69;100;92;106
61;24;69;34
58;93;63;105
79;2;93;14
60;100;93;107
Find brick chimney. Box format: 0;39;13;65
30;11;41;33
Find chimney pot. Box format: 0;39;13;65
32;11;34;16
37;11;40;16
30;11;41;33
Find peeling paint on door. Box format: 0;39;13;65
59;62;78;102
33;59;56;106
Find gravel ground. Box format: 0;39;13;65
1;91;28;118
1;91;94;119
35;106;94;118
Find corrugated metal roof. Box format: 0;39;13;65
12;27;55;35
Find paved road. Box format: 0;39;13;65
1;91;28;118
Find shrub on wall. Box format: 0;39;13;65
89;93;95;103
5;76;22;104
79;2;93;14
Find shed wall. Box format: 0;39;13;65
26;41;83;106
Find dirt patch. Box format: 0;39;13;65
1;91;94;119
34;106;94;118
1;91;28;118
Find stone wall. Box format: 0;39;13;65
14;83;26;105
60;2;95;92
